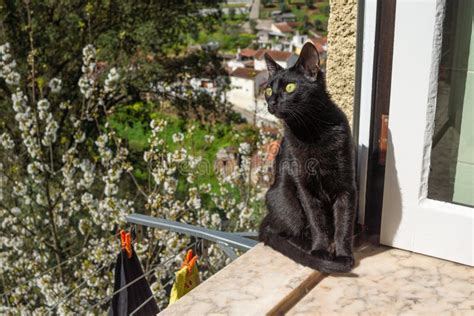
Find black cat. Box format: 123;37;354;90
258;43;357;273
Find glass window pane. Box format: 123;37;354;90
428;1;474;207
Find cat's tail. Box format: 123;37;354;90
259;232;353;274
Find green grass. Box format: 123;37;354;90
311;13;329;23
194;28;256;53
187;14;256;53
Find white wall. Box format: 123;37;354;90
270;24;285;35
227;60;246;71
228;74;279;124
228;77;256;113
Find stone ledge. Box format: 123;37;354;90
160;242;473;315
159;243;324;316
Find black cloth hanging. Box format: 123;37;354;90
109;233;159;316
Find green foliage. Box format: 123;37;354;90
321;3;330;15
0;2;276;312
249;19;258;33
0;0;228;119
194;28;256;53
108;102;258;190
314;19;324;32
260;0;329;34
279;3;290;13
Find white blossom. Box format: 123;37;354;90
78;77;93;99
5;71;20;85
172;132;184;143
0;42;278;313
239;142;251;155
78;45;97;99
42;115;59;146
48;78;62;93
204;134;215;143
211;213;221;227
10;207;21;215
0;43;11;59
13;182;27;196
104;67;120;93
36;193;47;206
0;43;20;86
0;132;15;150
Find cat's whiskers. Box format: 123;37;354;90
285;109;312;133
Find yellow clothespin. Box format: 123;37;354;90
169;249;200;305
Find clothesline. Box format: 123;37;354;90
129;277;176;315
0;232;120;300
47;257;116;313
89;242;197;312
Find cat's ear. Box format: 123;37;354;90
264;53;283;77
293;42;320;81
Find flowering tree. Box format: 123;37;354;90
0;0;226;119
0;39;277;314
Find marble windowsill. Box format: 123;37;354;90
159;242;474;315
159;243;323;316
287;243;474;315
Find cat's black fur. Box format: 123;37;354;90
258;43;357;273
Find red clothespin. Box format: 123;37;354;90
120;230;132;259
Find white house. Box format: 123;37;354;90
227;48;257;71
227;67;277;124
256;22;300;51
228;67;265;110
227;49;298;124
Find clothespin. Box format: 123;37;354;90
195;238;208;258
180;249;198;274
120;230;132;259
131;224;144;244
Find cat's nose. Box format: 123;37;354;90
267;101;277;114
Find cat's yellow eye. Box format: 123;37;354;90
285;83;297;93
265;87;273;97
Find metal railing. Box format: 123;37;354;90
126;213;258;254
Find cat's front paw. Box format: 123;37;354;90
334;255;355;268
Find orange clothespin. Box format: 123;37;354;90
120;230;132;259
180;249;198;274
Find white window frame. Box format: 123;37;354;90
380;0;473;266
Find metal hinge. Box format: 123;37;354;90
378;114;389;165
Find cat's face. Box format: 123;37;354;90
264;43;321;120
264;68;315;119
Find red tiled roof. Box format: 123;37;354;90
273;22;301;33
307;37;327;53
231;67;261;79
239;48;257;58
255;49;294;62
274;22;294;33
287;22;301;28
309;36;327;46
254;48;267;60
